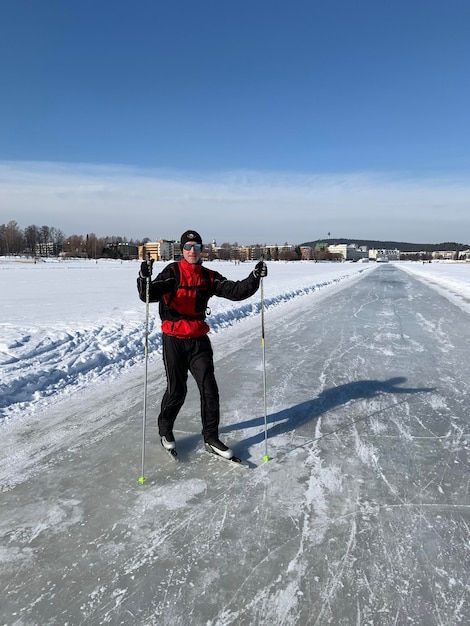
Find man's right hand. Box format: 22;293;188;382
140;259;154;278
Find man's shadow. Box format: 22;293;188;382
221;377;435;455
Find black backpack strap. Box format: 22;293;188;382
166;262;180;308
200;266;214;290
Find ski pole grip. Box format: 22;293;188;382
146;252;153;278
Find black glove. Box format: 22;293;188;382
140;259;154;278
253;260;267;279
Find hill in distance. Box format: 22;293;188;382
301;239;470;253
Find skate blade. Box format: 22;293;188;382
205;444;248;469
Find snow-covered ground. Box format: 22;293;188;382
396;260;470;314
2;258;470;625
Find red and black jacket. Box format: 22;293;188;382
137;259;260;338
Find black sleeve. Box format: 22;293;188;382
211;269;261;301
137;264;176;303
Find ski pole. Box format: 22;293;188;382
139;252;152;484
260;260;269;462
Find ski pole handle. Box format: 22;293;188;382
146;252;153;278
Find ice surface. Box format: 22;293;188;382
1;259;470;625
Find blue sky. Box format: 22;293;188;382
1;0;469;244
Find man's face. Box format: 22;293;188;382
182;241;202;264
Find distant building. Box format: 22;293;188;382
460;249;470;260
35;242;62;257
237;246;251;262
263;244;296;261
432;250;457;260
369;248;400;261
327;243;368;261
108;242;139;259
138;239;175;261
300;246;314;260
249;246;264;261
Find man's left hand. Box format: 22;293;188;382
253;261;267;279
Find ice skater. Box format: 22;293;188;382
137;229;267;460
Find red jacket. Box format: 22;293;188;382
137;259;260;339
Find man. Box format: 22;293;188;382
137;229;267;460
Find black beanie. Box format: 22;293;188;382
180;230;203;246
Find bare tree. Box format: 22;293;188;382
218;243;231;261
0;221;24;255
62;235;86;257
39;225;51;244
86;233;99;259
50;227;65;246
24;225;40;255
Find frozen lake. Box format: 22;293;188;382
1;261;469;625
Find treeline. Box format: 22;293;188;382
1;221;65;255
0;220;144;258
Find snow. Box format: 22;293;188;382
396;260;470;311
1;258;470;625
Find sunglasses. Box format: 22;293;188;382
183;243;202;251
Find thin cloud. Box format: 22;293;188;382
0;161;469;244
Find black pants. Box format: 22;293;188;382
158;334;220;441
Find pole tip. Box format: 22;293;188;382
263;455;269;462
138;476;146;484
